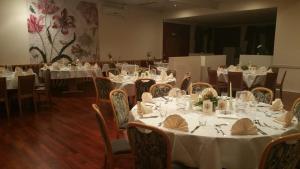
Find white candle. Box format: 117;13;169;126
230;82;232;98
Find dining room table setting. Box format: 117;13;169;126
217;64;272;88
0;66;39;90
129;86;299;169
108;68;176;97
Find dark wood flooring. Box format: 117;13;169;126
0;91;299;169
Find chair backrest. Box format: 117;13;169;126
93;77;114;101
228;71;243;90
166;70;176;77
110;89;130;129
18;75;35;96
291;97;300;122
258;133;300;169
127;122;172;169
92;104;113;160
150;83;173;98
265;72;278;91
180;76;191;92
135;78;156;101
280;70;287;86
269;66;279;74
251;87;274;104
0;77;7;99
207;69;218;85
44;69;51;90
106;68;120;77
189;82;212;94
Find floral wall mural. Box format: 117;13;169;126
27;0;99;63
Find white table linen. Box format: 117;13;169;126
40;66;102;79
0;71;39;89
130;97;299;169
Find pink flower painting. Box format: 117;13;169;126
27;14;44;33
52;8;76;35
34;0;59;15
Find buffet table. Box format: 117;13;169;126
130;96;298;169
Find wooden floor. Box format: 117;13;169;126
0;96;132;169
0;91;299;169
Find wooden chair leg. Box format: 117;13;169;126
5;100;10;119
33;97;38;113
18;98;23;116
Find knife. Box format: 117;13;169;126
190;125;200;133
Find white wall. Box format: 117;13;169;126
99;6;163;61
0;2;163;64
0;0;29;65
273;1;300;93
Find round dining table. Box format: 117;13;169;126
0;71;39;89
130;96;299;169
217;69;267;88
109;74;176;97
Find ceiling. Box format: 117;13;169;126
101;0;247;11
165;8;277;26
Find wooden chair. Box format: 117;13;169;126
92;104;132;169
188;82;212;95
227;71;244;96
92;77;115;104
149;83;173;98
35;69;52;107
0;77;10;118
276;70;287;99
269;66;279;74
110;89;130;137
251;87;274;104
17;75;37;115
180;76;191;93
291;97;300;123
127;122;191;169
258;133;300;169
135;78;156;101
264;72;278;96
207;68;227;94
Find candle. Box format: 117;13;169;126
229;82;232;98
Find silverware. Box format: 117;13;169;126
215;128;220;134
141;115;158;119
257;128;267;135
191;125;200;133
219;129;225;136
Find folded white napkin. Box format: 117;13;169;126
15;67;23;73
108;72;116;78
26;68;34;75
274;111;294;127
51;62;60;70
267;69;273;73
227;65;236;71
168;88;181;97
121;70;127;76
271;98;284;111
163;114;189;132
84;62;91;69
258;66;267;73
137;101;153;116
94;63;99;69
231;118;258;135
167;73;174;79
141;92;153;103
160;70;168;81
241;91;255;102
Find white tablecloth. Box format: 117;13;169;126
0;72;39;89
109;75;176;96
40;66;102;79
131;97;299;169
217;70;267;88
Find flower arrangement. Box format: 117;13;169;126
194;88;219;110
241;65;249;70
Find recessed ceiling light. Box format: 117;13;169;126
173;4;177;7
